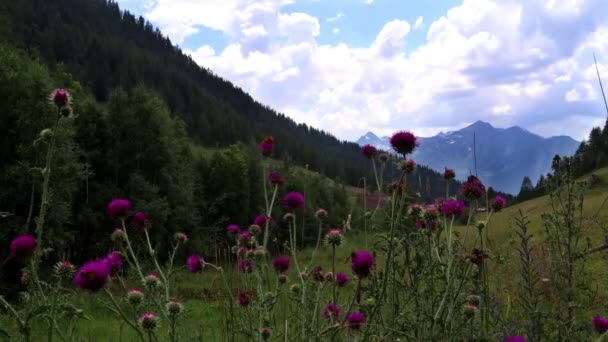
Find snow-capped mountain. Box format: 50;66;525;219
356;121;580;194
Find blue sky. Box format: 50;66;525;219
115;0;608;141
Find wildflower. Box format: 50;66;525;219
105;252;123;275
460;175;486;200
491;195;507;212
249;224;262;236
138;312;159;331
434;197;447;213
323;303;341;319
10;235;36;258
324;229;344;247
415;220;427;229
237;247;250;258
401;159;416;173
272;257;290;273
166;300;184;319
174;232;188;243
466;294;481;306
470;248;488;265
312;266;324;282
299;271;308;281
335;273;349;287
444;167;456;180
505;337;527;342
361;144;378;159
261;327;271;340
463;303;477;317
225;224;240;236
423;205;440;221
593;316;608;333
60;105;73;117
238;260;254;274
144;273;162;290
268;171;285;185
49;88;71;108
443;200;465;217
346;312;366;330
259;136;274;157
237;291;251;307
132;211;149;228
283;191;305;209
127;288;145;306
390;131;418;155
283;212;294;221
252;247;267;258
187;255;204;273
111;228;125;242
107;199;131;220
21;271;29;285
378;153;389;163
408;204;423;219
324;272;334;282
253;214;273;228
278;273;288;284
315;208;328;219
239;231;253;246
74;259;110;292
53;261;75;278
351;251;375;278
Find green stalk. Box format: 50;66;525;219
121;220;145;282
143;229;170;301
104;287;145;342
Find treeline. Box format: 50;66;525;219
0;44;350;268
0;0;452;192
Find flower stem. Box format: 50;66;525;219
121;220;145;282
104;287;145;342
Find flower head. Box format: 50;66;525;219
105;252;123;275
238;260;254;273
138;312;159;331
443;200;465;217
253;214;274;228
315;208;328;219
53;260;76;278
166;300;185;319
107;199;131;219
593;316;608;333
408;204;424;219
237;290;251;307
351;251;374;278
144;273;162;290
335;273;349;287
470;248;488;265
323;303;341;319
127;288;145;306
324;229;344;247
174;232;188;243
187;255;204;273
492;195;507;212
49;88;71;108
226;224;240;236
268;171;285;185
283;191;305;209
361;145;378;159
249;224;262;236
463;303;477;317
346;312;366;330
312;266;324;282
444;167;456;180
74;259;110;292
111;228;125;242
10;235;36;258
460;175;486;200
132;212;150;228
239;231;252;245
261;327;271;340
272;257;290;273
505;337;527;342
401;159;416;173
259;136;274;157
390;131;418;155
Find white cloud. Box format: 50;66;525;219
125;0;608;141
332;28;340;35
414;16;423;30
362;0;374;4
326;13;345;23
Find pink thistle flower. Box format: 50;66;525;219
283;191;305;210
187;255;204;273
74;259;110;292
346;312;366;330
259;136;274;157
111;228;125;242
402;159;416;173
49;88;71;108
390;131;418;155
312;266;324;282
491;195;507;212
261;327;271;340
593;316;608;333
272;257;290;273
10;235;36;258
335;273;349;287
444;167;456;180
460;175;486;200
315;208;328;219
127;288;145;306
226;224;240;236
323;303;341;319
238;290;251;307
138;312;159;330
361;144;378;159
105;251;123;275
268;171;285;185
132;212;150;228
443;200;465;217
239;231;252;245
351;251;374;278
238;260;254;273
107;198;131;220
253;214;273;229
324;229;344;246
174;232;188;243
505;337;527;342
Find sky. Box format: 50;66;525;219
115;0;608;141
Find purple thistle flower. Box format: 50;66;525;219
444;167;456;180
259;136;274;157
268;171;285;185
443;200;465;217
361;144;378;159
74;259;110;292
335;273;349;287
239;230;252;245
132;212;149;228
351;251;374;278
323;303;341;319
253;214;274;229
107;199;131;219
272;257;290;273
10;235;36;258
505;337;527;342
238;260;254;273
187;255;204;273
593;316;608;333
403;159;416;173
49;88;71;108
492;195;507;212
105;252;123;275
312;266;324;282
346;312;366;330
138;312;159;330
261;327;271;340
390;131;418;155
460;175;486;200
238;290;251;307
283;191;305;210
226;224;240;236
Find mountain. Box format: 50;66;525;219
357;121;580;194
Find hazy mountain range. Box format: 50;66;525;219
357;121;580;194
